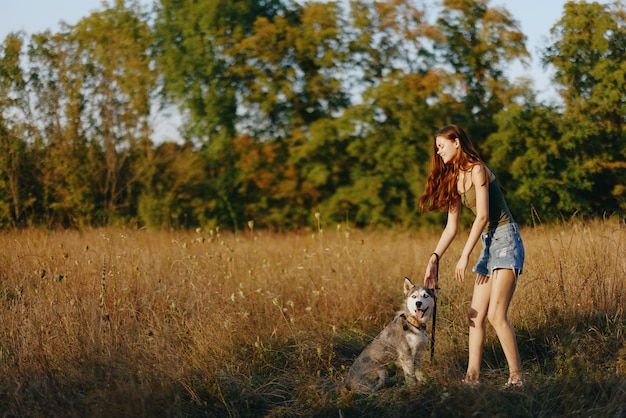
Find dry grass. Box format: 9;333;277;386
0;218;624;417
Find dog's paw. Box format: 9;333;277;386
404;373;418;385
414;370;425;382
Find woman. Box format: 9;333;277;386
419;124;525;387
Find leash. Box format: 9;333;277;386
430;252;440;362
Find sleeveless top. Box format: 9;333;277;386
460;179;515;232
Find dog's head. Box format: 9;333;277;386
403;277;435;324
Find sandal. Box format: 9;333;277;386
504;377;525;388
461;378;480;387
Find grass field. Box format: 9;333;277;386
0;218;624;417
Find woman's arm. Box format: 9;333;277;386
424;197;460;288
455;164;489;281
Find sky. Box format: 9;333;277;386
0;0;612;122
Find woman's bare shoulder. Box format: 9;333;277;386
471;163;496;183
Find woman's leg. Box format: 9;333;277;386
465;273;491;381
487;269;523;382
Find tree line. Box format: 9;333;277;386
0;0;624;230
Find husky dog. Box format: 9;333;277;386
343;278;435;393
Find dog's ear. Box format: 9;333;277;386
404;277;414;295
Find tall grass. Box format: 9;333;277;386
0;218;623;417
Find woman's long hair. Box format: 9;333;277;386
419;125;484;212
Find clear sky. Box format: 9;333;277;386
0;1;612;104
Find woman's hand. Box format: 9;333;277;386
424;260;439;289
455;255;469;281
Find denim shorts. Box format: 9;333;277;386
473;223;525;277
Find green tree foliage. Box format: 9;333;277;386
154;0;288;230
435;0;528;142
316;71;452;227
154;0;285;142
0;0;622;229
138;142;208;227
227;1;358;227
0;33;37;227
543;0;626;215
228;1;350;138
27;29;99;227
72;0;157;223
25;0;156;227
485;100;565;223
484;1;625;223
324;0;442;226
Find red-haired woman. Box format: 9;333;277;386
420;124;525;387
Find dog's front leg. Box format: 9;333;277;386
413;359;425;382
409;334;428;383
397;352;417;385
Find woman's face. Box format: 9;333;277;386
435;136;459;165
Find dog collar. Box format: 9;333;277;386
401;313;426;331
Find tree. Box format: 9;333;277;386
314;70;455;227
72;0;157;223
227;1;350;139
137;141;208;228
435;0;529;142
485;99;565;223
154;0;288;230
25;0;156;227
543;0;626;215
225;1;353;227
154;0;285;143
0;33;37;227
27;29;100;227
